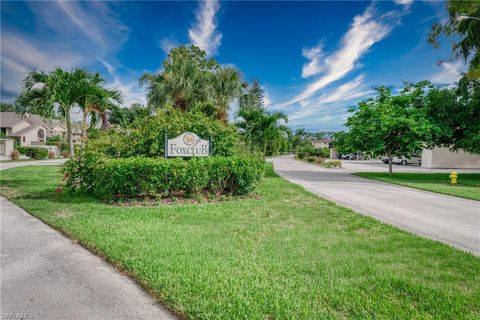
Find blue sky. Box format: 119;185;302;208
1;0;464;131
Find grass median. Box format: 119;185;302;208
354;172;480;201
1;164;479;319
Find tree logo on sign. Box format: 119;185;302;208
183;133;195;146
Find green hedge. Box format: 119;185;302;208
23;147;48;159
64;155;264;200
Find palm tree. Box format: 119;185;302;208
16;68;93;157
79;73;123;142
211;66;242;121
259;111;289;156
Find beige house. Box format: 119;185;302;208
311;138;332;149
0;112;66;146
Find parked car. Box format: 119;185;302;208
392;154;421;166
381;156;389;164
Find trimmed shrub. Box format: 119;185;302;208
61;150;70;158
48;150;55;159
10;149;20;160
16;146;27;155
315;157;325;164
306;156;316;163
25;147;48;160
64;154;264;200
323;160;342;168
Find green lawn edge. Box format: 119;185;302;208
1;164;479;319
353;172;480;201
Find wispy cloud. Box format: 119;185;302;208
430;61;465;85
319;74;373;104
279;4;395;108
159;37;179;54
302;44;324;78
1;1;129;101
188;0;222;56
393;0;414;9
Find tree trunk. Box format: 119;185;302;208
388;155;393;176
263;140;267;157
66;112;74;158
81;110;88;148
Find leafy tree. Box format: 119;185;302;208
342;85;434;175
239;80;264;110
140;45;242;121
429;1;480;79
110;103;152;127
0;102;15;112
16;68;95;157
425;77;480;153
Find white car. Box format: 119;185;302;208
392;154;421;166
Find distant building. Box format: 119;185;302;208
421;147;480;169
310;138;332;149
0;112;66;146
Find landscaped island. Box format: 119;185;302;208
354;172;480;201
1;164;479;319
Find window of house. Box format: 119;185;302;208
37;129;45;141
22;136;26;143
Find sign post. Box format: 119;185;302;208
165;132;211;158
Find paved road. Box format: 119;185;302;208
0;158;66;171
1;163;176;319
273;156;480;255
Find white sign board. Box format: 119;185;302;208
166;132;211;157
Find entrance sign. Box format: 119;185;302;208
165;132;211;157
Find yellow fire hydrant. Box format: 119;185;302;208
449;171;458;185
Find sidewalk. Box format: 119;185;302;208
1;162;176;319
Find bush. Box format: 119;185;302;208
61;150;70;158
25;147;48;160
306;156;316;163
85;109;240;158
64;154;264;200
323;160;342;168
315;157;325;164
16;146;27;155
10;149;20;160
48;150;55;159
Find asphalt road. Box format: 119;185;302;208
273;156;480;255
1;162;176;319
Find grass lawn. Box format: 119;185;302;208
353;172;480;201
1;165;479;319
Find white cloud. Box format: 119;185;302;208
394;0;414;9
430;61;465;85
302;45;324;78
278;4;394;108
188;0;222;56
159;37;179;54
319;74;373;103
110;77;146;107
1;31;85;99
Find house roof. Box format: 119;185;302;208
0;112;66;132
311;138;332;143
0;112;32;128
10;124;50;137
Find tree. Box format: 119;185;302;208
16;68;94;157
239;80;264;110
424;77;480;153
0;102;15;112
429;1;480;79
110;103;152;127
342;85;434;175
140;45;242;120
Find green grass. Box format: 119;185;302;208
1;165;479;319
354;172;480;201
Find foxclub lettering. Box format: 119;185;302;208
169;144;208;155
165;132;211;157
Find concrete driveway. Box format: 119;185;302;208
273;156;480;255
0;158;66;171
1;162;176;319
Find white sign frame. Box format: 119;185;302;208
165;132;211;157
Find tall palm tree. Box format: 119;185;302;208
16;68;93;157
79;73;123;141
211;66;242;121
260;111;289;156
